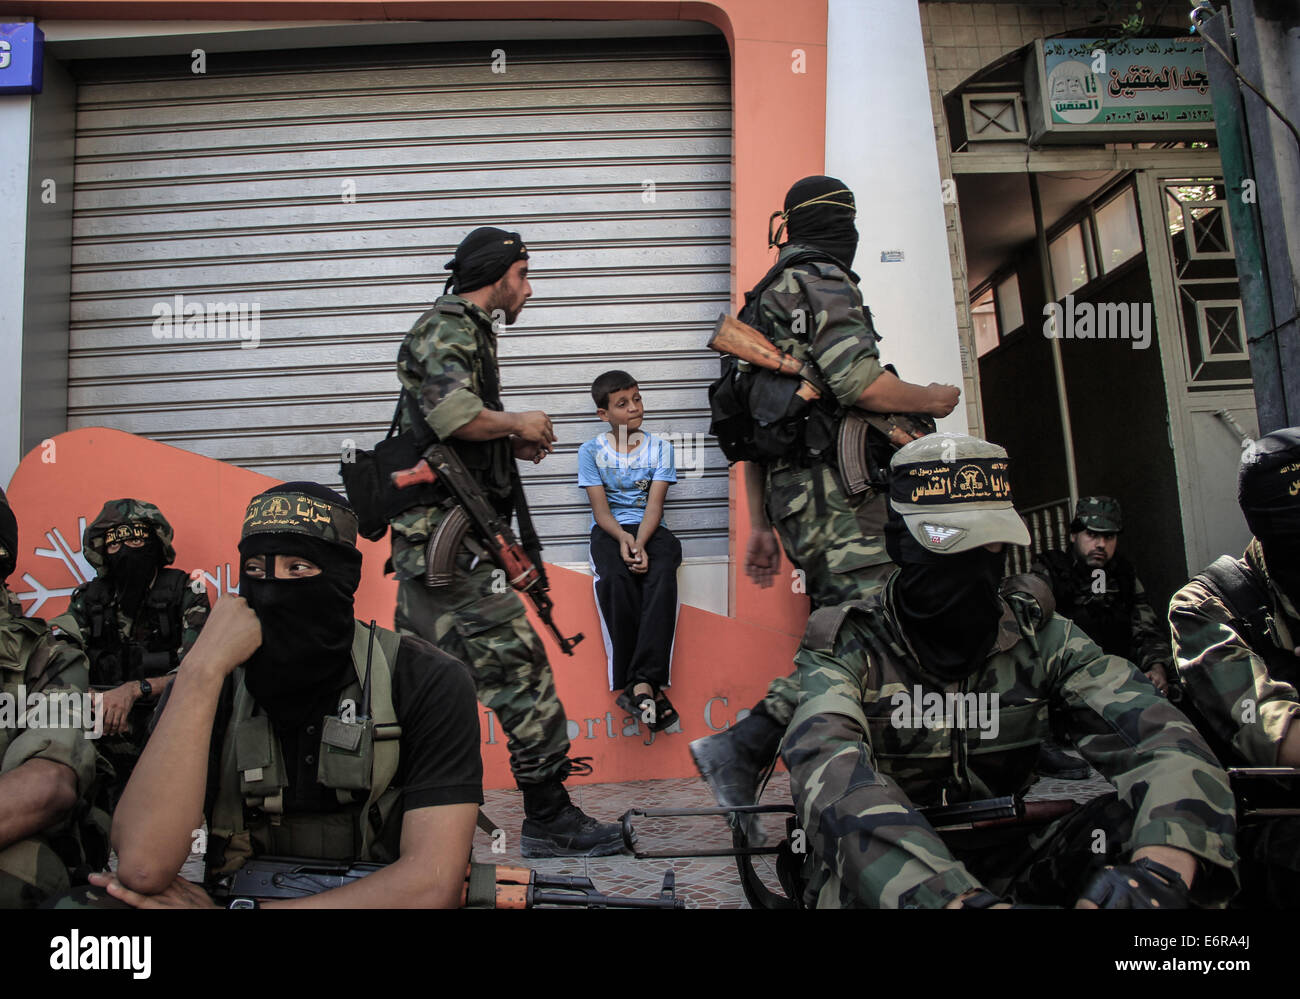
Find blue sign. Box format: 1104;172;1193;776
0;24;44;94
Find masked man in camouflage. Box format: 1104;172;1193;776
1170;427;1300;907
51;499;209;811
0;488;100;908
1030;496;1173;780
782;435;1238;908
388;227;622;857
692;176;961;837
91;483;482;908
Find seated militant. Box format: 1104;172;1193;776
50;499;209;812
1170;427;1300;907
0;488;100;908
97;483;483;908
781;435;1238;909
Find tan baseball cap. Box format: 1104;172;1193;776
888;433;1030;554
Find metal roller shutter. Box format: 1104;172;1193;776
67;35;731;561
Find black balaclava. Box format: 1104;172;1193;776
1240;428;1300;601
106;534;163;616
770;175;859;273
885;510;1006;683
237;483;363;723
0;494;16;582
443;226;529;295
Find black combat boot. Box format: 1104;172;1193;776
1034;740;1091;781
519;779;626;858
689;710;786;846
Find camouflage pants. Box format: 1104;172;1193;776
0;836;71;909
395;565;571;786
758;465;895;727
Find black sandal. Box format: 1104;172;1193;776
616;685;658;727
649;689;678;732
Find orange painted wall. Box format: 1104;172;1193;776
3;0;828;785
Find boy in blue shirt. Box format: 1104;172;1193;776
577;370;682;732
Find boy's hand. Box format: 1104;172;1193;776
619;533;640;567
630;544;649;575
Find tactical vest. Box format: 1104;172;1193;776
80;569;188;684
1041;551;1138;660
421;298;514;515
208;620;404;876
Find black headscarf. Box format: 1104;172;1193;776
237;483;362;723
106;536;164;617
0;492;16;581
770;175;859;272
885;511;1006;683
443;226;529;295
1240;428;1300;600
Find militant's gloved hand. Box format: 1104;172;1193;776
1078;857;1191;909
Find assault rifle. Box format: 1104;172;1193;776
217;857;684;909
391;444;584;656
708;314;934;495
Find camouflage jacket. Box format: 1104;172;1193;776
1031;549;1172;673
0;589;97;798
389;295;514;581
52;573;208;680
1170;539;1300;767
782;579;1237;908
758;243;890;569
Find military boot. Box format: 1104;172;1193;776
519;779;626;858
689;711;786;846
1034;740;1091;781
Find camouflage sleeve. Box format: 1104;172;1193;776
177;584;210;660
398;311;485;440
1046;613;1238;898
782;625;985;909
1;637;96;794
761;264;885;408
48;586;90;650
1170;578;1300;767
1128;574;1172;673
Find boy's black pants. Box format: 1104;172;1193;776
588;522;682;692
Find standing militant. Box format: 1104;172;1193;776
51;499;209;810
782;435;1238;908
0;488;100;908
1170;428;1300;907
692;176;960;837
388;227;623;857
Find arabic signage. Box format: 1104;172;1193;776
1026;37;1215;144
0;23;43;94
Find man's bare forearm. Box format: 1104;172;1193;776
451;409;519;441
113;656;226;892
855;372;940;414
0;759;78;849
744;461;770;531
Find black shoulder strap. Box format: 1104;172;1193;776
1197;556;1274;649
739;248;839;328
804;599;875;652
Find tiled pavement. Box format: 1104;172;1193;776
473;760;1113;909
